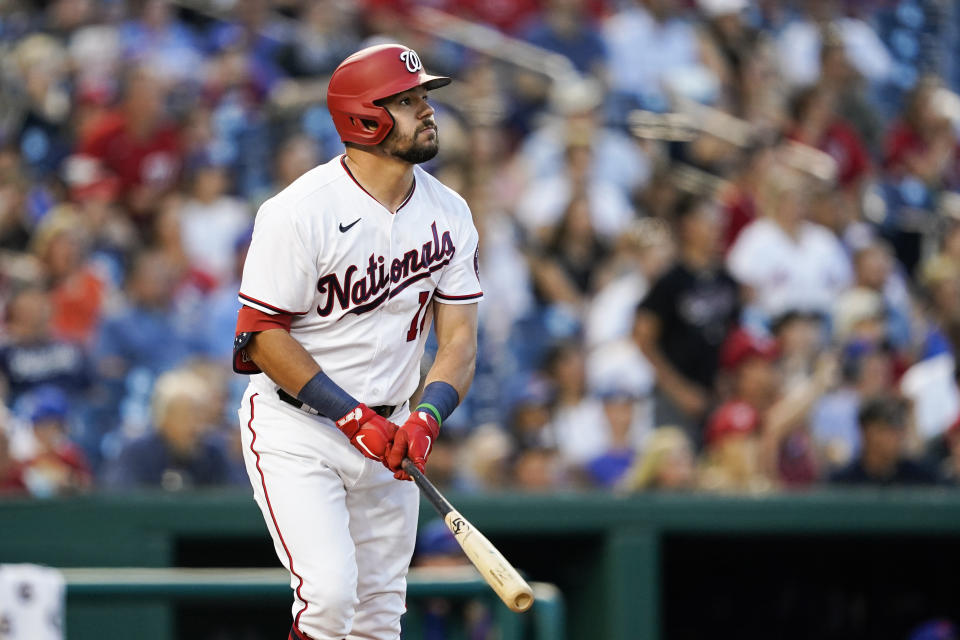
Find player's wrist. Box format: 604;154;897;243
415;381;459;427
297;371;360;421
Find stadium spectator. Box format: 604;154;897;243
787;84;871;193
830;396;940;486
32;208;106;344
529;192;608;314
698;400;772;493
517;139;635;242
603;0;707;112
585;217;673;348
583;388;642;488
776;1;893;89
882;77;960;273
513;446;565;491
727;166;852;322
79;64;183;222
118;0;203;86
518;76;650;197
20;386;91;497
522;0;607;77
619;425;695;492
102;369;232;490
0;287;90;406
176;150;252;286
94;250;200;382
542;341;609;467
812;340;895;470
635;195;740;432
0;164;34;253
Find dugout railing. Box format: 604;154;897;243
3;490;960;639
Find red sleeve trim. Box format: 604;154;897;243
233;306;296;374
434;291;483;301
236;305;294;333
238;292;309;316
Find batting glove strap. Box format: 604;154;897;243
337;404;398;461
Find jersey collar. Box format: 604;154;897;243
339;155;416;214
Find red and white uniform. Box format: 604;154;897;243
236;155;482;640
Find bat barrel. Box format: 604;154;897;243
402;459;535;614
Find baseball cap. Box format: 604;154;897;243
705;400;760;446
719;328;778;371
29;386;69;424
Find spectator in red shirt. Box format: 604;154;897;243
788;84;871;192
884;76;960;189
32;208;106;345
79;65;183;223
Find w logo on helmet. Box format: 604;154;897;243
400;49;422;74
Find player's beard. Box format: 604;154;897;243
384;121;439;164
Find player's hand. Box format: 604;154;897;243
335;404;398;462
386;410;439;480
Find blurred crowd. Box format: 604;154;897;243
2;0;960;497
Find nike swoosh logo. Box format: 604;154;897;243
355;434;377;459
339;218;361;232
423;435;432;458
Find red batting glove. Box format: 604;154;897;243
335;404;398;462
386;410;440;480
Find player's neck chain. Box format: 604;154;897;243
316;221;455;317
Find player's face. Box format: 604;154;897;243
379;86;439;164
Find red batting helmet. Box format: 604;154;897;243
327;44;451;146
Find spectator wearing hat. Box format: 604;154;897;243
830;396;940;486
20;386;91;497
698;400;772;493
714;327;838;487
582;386;642;488
102;369;232;490
635;195;740;434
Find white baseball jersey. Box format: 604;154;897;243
238;154;483;406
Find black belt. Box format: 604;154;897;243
277;388;398;419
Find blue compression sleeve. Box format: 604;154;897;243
416;381;460;426
297;371;359;420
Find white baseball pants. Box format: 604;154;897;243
238;386;419;640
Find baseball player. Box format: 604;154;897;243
232;44;482;640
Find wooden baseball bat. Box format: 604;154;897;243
402;458;535;613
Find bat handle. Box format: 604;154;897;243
401;458;419;477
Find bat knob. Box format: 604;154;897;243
513;591;534;612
